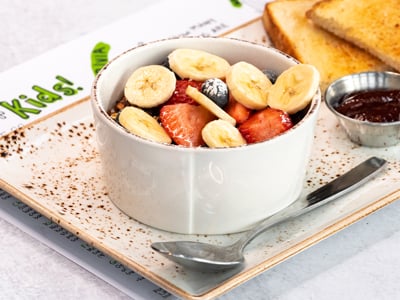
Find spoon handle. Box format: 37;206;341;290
235;156;387;251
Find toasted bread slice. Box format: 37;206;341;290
307;0;400;72
262;0;391;91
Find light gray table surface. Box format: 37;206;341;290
1;1;400;299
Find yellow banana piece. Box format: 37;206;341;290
124;65;176;108
168;48;230;81
118;106;172;144
226;61;272;110
186;86;236;126
267;64;320;114
202;119;247;148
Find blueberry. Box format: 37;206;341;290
160;58;181;79
263;69;279;83
201;78;229;108
160;56;170;68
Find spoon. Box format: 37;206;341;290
151;156;387;272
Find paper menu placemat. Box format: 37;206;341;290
0;1;262;298
0;189;175;300
0;0;261;137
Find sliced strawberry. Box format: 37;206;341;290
238;107;293;144
225;96;252;124
159;103;215;147
165;79;203;105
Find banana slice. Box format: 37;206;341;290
186;85;236;126
226;61;272;110
124;65;176;108
168;48;230;81
267;64;320;114
118;106;172;144
202;119;246;148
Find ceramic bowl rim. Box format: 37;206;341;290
91;36;321;153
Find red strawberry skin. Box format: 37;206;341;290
165;79;203;105
160;103;215;147
225;96;252;124
238;107;293;144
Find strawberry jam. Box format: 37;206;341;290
335;89;400;122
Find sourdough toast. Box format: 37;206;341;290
307;0;400;72
262;0;391;91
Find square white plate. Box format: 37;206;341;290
1;95;399;299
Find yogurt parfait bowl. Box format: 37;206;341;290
91;37;321;234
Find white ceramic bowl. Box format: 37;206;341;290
91;37;321;234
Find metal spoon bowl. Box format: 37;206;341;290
151;157;387;272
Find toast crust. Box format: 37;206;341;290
262;0;391;90
263;2;301;60
307;0;400;71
